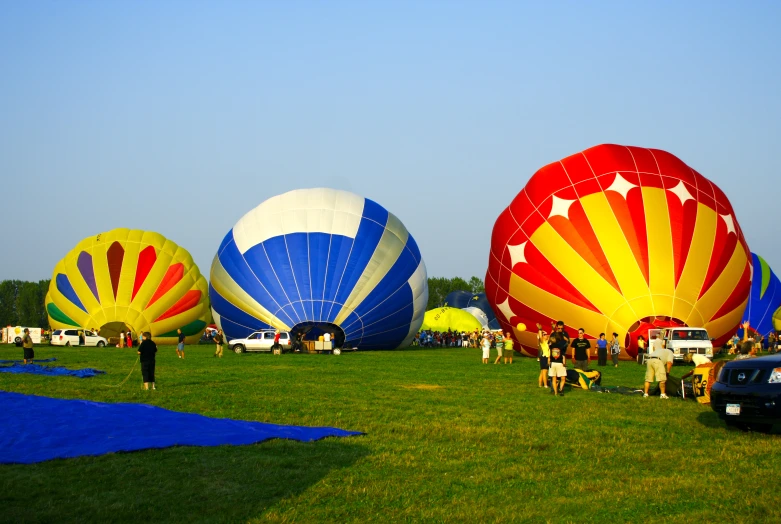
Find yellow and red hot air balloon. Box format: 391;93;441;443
46;229;210;344
486;144;751;359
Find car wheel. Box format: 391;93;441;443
233;345;244;354
65;341;71;347
97;341;105;348
14;337;21;344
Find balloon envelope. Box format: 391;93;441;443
46;228;210;344
209;188;428;349
486;144;751;358
420;307;483;332
462;307;490;328
444;291;500;329
741;253;781;336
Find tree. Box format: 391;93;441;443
38;280;51;328
468;276;485;294
16;281;44;327
426;276;471;311
0;279;50;328
0;280;18;326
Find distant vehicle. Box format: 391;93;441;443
657;327;714;363
3;326;42;345
50;329;107;347
710;354;781;432
230;330;291;354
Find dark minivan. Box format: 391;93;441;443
710;354;781;432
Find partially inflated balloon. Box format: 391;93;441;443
420;307;482;332
742;253;781;336
445;291;500;329
209;188;428;349
46;229;210;344
486;144;751;358
462;306;490;328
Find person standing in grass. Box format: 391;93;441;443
570;328;591;370
553;320;570;347
176;328;185;359
213;329;224;358
610;332;621;367
22;328;34;364
493;331;504;364
481;334;490;364
503;332;514;364
636;335;646;365
596;333;608;366
644;335;674;398
138;332;157;391
536;324;550;387
549;344;566;396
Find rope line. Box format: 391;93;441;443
101;357;139;388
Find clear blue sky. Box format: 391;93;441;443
1;1;779;283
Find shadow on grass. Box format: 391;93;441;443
1;438;368;523
696;410;725;429
697;411;780;434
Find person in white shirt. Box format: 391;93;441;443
481;336;490;364
644;335;674;398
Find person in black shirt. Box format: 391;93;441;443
570;328;591;370
137;332;157;390
551;320;571;350
176;328;185;359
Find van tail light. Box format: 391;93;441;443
59;335;63;340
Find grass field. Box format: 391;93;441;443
1;343;779;523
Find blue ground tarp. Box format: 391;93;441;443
0;363;105;378
0;391;363;464
0;358;57;364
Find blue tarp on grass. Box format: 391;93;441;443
0;363;105;378
0;391;363;464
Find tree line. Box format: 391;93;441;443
0;280;51;328
426;276;484;311
0;276;484;329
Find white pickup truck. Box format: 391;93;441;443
651;327;714;363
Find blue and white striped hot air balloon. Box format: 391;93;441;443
209;188;428;349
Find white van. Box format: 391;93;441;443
51;329;108;347
659;327;714;362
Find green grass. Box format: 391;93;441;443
1;344;779;523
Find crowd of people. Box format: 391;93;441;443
726;329;780;355
414;329;500;348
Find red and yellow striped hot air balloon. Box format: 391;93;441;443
486;144;751;359
46;229;210;344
